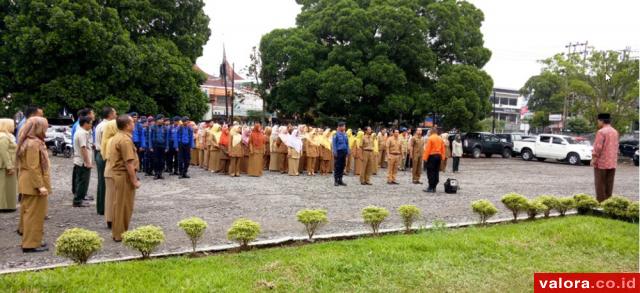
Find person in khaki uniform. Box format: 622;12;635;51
378;129;388;168
345;129;355;175
400;129;409;171
276;126;289;173
208;123;221;172
359;127;375;185
353;130;364;176
108;115;141;242
372;133;380;175
101;120;118;228
263;127;272;170
409;128;425;184
386;129;402;184
305;129;319;176
248;123;266;177
228;125;244;177
286;130;302;176
16;117;50;253
0;119;17;212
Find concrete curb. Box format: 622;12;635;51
0;211;579;275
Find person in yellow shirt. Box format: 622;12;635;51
422;128;446;193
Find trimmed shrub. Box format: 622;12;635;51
227;218;261;249
626;202;639;223
296;209;328;240
362;206;390;236
573;194;599;215
54;228;103;264
556;197;576;216
501;193;528;221
471;200;498;225
122;225;165;259
525;200;547;220
536;195;559;217
178;217;208;253
601;196;632;219
397;205;421;233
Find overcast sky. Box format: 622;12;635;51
195;0;639;90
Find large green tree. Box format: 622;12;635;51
521;49;639;133
1;0;210;119
259;0;493;129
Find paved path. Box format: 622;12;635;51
1;155;637;271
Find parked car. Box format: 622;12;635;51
462;132;514;158
619;139;639;158
514;134;593;165
634;150;639;166
496;133;536;156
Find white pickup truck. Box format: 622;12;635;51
513;134;593;165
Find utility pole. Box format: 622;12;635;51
491;90;496;134
230;62;235;123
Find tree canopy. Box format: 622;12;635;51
259;0;493;129
521;49;639;133
1;0;211;119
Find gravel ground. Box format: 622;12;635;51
1;155;638;271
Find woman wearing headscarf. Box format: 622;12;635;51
240;126;250;174
354;130;364;176
16;117;50;253
248;123;266;176
101;120;118;229
317;129;332;175
297;125;307;172
372;132;380;175
268;125;280;172
218;124;230;174
200;122;209;169
196;122;205;167
228;125;243;177
276;126;289;174
0;119;17;212
286;129;302;176
345;129;355;175
452;134;463;173
208;123;221;172
263;126;271;170
440;132;450;172
191;122;199;166
305;128;319;176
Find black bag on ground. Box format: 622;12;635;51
444;178;458;194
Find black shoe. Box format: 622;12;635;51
40;242;47;248
22;247;49;253
107;222;112;229
73;203;90;207
339;181;347;186
361;182;367;185
387;182;394;185
391;181;399;185
334;182;340;186
171;172;179;176
182;174;190;179
16;229;22;236
84;196;94;201
423;188;435;193
113;238;122;243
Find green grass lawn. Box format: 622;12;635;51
1;216;637;292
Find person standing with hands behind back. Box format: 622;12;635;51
422;128;445;193
109;115;141;242
591;113;619;202
17;117;50;253
332;122;350;186
71;116;94;207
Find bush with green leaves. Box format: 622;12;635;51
556;197;576;216
501;193;528;221
573;194;599;215
601;196;632;219
471;200;498;225
536;195;559;217
626;202;639;223
178;217;208;253
397;205;421;233
54;228;103;264
362;206;390;236
296;209;328;240
227;218;261;248
122;225;165;259
525;200;547;220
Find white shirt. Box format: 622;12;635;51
94;120;107;151
73;127;94;166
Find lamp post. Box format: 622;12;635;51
491;90;496;134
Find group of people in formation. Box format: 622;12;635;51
0;104;465;253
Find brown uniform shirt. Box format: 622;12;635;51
106;131;139;174
18;142;51;195
410;136;424;158
362;134;374;151
386;136;402;155
306;140;319;157
229;141;244;157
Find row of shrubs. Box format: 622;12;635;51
472;193;639;224
54;205;420;264
55;195;637;265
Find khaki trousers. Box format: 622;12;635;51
229;157;241;176
411;156;422;182
306;157;317;174
105;177;115;223
594;168;616;202
21;194;47;248
112;172;136;241
387;154;400;182
288;157;300;175
360;151;374;184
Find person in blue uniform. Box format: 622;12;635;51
165;117;180;175
130;112;145;172
149;114;168;180
176;117;194;178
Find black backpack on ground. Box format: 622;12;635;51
444;178;458;194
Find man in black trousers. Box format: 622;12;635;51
332;122;350;186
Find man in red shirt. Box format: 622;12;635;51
591;113;619;202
